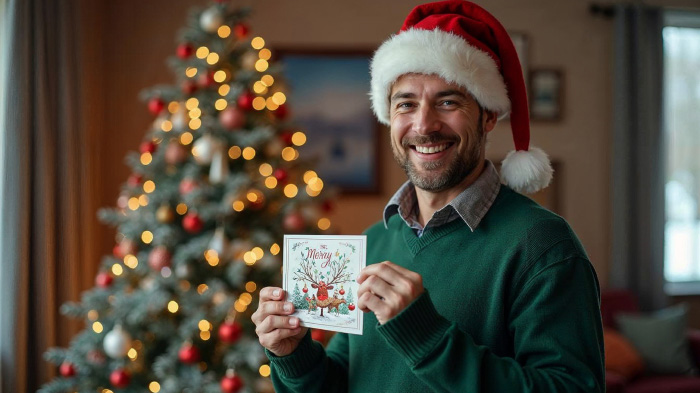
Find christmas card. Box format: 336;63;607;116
283;234;366;335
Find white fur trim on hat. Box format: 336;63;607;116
500;146;553;194
370;28;510;125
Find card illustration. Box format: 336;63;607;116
283;235;366;335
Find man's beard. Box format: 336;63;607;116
392;115;485;192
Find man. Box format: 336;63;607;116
251;1;605;391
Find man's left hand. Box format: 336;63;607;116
356;261;424;325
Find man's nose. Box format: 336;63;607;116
412;105;440;135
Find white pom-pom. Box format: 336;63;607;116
500;146;553;194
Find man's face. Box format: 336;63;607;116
389;73;496;192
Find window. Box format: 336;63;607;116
663;11;700;292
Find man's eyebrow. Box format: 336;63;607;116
436;89;467;98
390;92;415;101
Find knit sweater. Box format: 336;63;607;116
268;186;605;392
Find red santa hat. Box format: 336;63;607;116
370;0;552;194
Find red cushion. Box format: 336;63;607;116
626;375;700;393
601;289;640;328
604;328;645;380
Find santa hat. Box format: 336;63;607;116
370;0;552;194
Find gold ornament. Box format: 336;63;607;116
156;205;174;223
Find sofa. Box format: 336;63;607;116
601;289;700;393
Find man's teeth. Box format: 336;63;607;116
415;144;448;154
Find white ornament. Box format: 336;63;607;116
209;146;228;183
209;226;227;254
103;325;132;358
175;263;193;279
192;134;216;164
171;105;188;131
200;7;224;33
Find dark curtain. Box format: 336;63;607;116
0;0;100;391
610;4;666;311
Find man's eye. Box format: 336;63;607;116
396;102;414;109
440;100;457;106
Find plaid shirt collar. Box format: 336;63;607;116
383;160;501;234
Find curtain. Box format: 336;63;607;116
0;0;100;391
610;4;666;311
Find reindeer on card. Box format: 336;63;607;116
294;247;353;317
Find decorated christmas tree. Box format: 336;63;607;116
40;2;332;392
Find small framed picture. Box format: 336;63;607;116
283;235;366;335
529;69;564;121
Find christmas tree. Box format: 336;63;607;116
40;2;332;392
291;282;306;311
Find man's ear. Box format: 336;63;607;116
483;110;498;133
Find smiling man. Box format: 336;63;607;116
252;1;605;392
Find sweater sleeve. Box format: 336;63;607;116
376;256;605;393
267;329;350;392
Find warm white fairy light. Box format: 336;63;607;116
138;194;149;206
246;281;257;292
196;46;209;59
143;180;156;193
266;97;279;111
168;102;179;113
251;37;265;49
161;120;173;132
217;25;231;38
252;96;266;110
112;264;124;276
259;364;271;377
197;284;209;294
189;108;201;118
318;218;331;230
149;381;161;393
92;321;103;333
252;247;264;259
140;152;153;165
242;147;256;160
186;98;199;110
272;92;287;105
204;249;219;266
232;200;245;212
167;300;179;313
141;231;154;244
218;85;230;96
215;99;227;111
259;163;273;176
253;81;268;94
270;243;280;255
124;254;138;268
255;59;269;72
303;171;318;183
180;132;194;145
206;53;219;65
185;67;198;78
281;147;297;161
198;319;211;331
189;118;202;130
127;348;138;360
213;70;227;83
291;131;306;146
128;197;140;211
284;184;298;198
261;74;274;86
176;203;188;215
228;146;242;159
264;176;277;189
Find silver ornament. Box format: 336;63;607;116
103;325;132;358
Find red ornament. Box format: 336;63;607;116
219;106;246;130
127;173;143;186
283;212;305;233
220;373;244;393
311;329;325;342
273;168;288;184
198;71;216;88
140;140;157;154
218;321;243;343
148;247;172;271
182;80;198;95
279;130;293;145
302;284;308;293
273;104;289;120
321;200;334;213
348;303;356;311
339;288;345;296
179;178;198;195
176;43;194;59
165;141;189;165
237;91;255;111
95;272;113;288
148;97;165;116
233;23;249;39
178;343;200;364
109;368;130;388
59;361;76;377
116;239;138;258
183;213;204;233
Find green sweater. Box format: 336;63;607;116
268;186;605;392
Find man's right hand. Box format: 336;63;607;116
251;287;308;357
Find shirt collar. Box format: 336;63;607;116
383;160;501;232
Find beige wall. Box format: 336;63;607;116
86;0;696;306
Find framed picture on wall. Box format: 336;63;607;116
275;49;380;194
529;68;564;121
